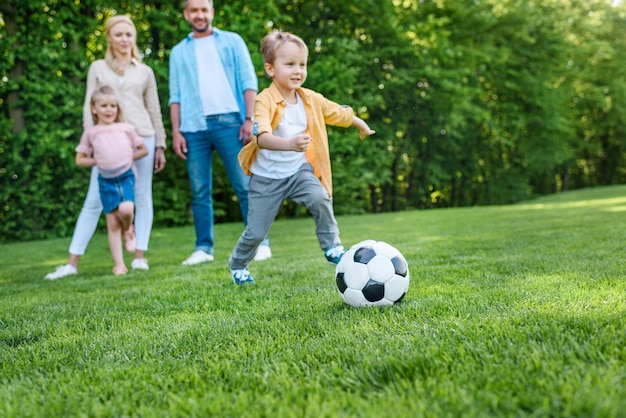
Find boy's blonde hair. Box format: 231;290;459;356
105;15;142;75
260;30;308;65
90;85;124;124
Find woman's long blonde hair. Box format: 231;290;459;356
105;15;142;75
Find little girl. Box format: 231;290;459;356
75;85;148;275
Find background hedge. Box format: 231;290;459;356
1;0;625;241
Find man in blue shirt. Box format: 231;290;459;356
169;0;271;265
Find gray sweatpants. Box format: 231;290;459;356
229;163;340;269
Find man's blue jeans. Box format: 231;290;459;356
183;113;249;254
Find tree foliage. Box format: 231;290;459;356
1;0;625;241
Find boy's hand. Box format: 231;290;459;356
292;134;312;152
353;116;376;140
360;127;376;140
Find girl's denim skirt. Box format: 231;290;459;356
98;169;135;214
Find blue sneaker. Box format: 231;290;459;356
324;245;345;265
231;268;256;285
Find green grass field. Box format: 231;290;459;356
1;186;625;417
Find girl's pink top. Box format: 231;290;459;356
76;122;144;178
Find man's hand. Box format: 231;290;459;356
172;132;188;160
239;120;253;145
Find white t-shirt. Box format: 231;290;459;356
194;35;239;116
251;94;308;179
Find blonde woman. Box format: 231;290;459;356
45;15;166;279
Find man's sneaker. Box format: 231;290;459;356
231;268;256;285
324;245;345;265
44;264;77;280
131;258;149;270
182;251;214;266
253;244;272;261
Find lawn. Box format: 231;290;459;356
1;186;625;417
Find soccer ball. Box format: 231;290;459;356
335;240;410;307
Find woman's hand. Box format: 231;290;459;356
154;147;166;173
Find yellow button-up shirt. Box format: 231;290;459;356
239;82;354;196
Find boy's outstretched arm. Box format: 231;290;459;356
352;116;376;139
257;132;312;153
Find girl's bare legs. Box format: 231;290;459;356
118;201;136;253
106;201;136;275
106;211;127;275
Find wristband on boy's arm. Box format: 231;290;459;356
252;122;261;147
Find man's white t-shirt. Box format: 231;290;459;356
194;35;239;116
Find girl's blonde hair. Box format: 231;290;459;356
105;15;142;75
90;85;123;124
260;30;308;66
